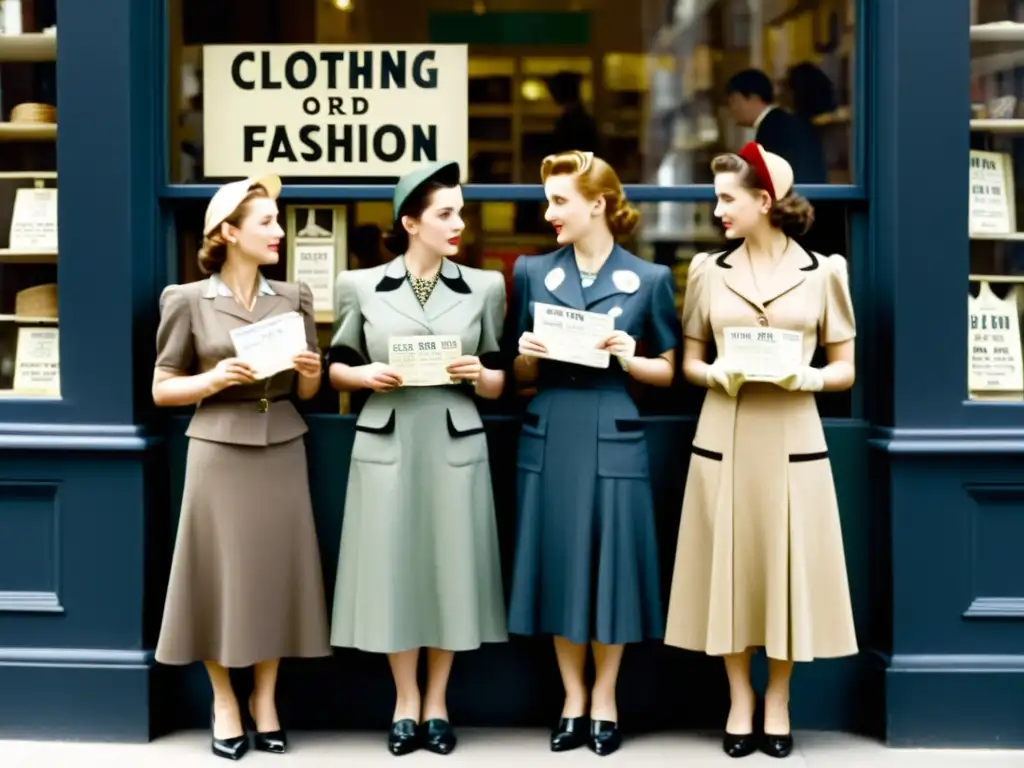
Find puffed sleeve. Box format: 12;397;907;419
819;254;856;344
154;285;194;374
328;271;367;365
499;255;531;372
478;271;507;369
645;264;681;355
297;281;319;353
680;252;711;342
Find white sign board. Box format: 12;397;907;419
202;45;469;179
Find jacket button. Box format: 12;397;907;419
757;315;769;326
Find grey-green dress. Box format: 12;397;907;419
328;256;508;653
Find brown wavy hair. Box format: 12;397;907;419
710;153;815;237
540;150;640;237
197;186;271;275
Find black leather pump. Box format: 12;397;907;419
722;731;758;758
760;732;794;758
550;716;589;752
421;718;457;755
588;719;622;756
387;718;420;756
245;706;287;754
210;708;249;761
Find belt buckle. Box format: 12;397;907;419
257;398;269;413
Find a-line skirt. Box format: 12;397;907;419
155;436;331;667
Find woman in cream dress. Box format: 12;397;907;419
665;142;857;760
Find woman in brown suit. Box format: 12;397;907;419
152;176;331;760
665;143;857;760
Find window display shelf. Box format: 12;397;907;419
0;313;57;323
970;22;1024;42
0;33;56;62
971;119;1024;133
0;123;56;141
0;249;57;263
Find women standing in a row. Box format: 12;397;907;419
152;175;331;761
327;161;509;757
665;142;858;759
505;150;679;756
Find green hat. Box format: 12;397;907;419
392;161;461;221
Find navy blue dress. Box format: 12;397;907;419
505;244;679;645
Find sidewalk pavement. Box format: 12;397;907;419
0;729;1020;766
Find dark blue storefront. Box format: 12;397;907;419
0;0;1016;749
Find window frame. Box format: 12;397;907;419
153;0;871;424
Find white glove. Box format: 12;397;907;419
776;366;825;392
705;358;744;397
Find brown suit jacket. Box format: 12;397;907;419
154;276;318;447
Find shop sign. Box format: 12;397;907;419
201;45;468;179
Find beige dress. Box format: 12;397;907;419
664;244;858;662
153;274;331;668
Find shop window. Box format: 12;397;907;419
0;0;59;399
164;0;860;419
166;0;857;187
967;2;1024;402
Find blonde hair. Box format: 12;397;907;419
197;186;270;275
540;150;640;237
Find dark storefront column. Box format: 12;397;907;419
872;0;1024;748
0;0;162;741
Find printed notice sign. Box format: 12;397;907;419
968;284;1024;397
202;45;469;178
13;327;59;396
388;334;462;386
722;326;803;381
530;302;615;369
229;311;308;379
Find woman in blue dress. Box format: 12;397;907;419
504;150;679;756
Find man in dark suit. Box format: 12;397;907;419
725;69;828;184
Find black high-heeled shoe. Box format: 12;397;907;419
388;719;421;756
244;705;287;754
550;716;589;752
588;719;622;756
760;732;794;758
722;731;758;758
211;707;249;761
421;718;457;755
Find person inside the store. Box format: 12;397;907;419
150;176;332;761
725;68;828;185
546;71;600;155
326;160;509;757
664;141;858;759
504;150;679;757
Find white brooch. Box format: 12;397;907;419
607;306;623;318
545;267;565;292
612;269;641;294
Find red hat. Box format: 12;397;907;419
736;141;794;200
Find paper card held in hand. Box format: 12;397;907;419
388;335;462;386
722;326;803;381
530;302;614;369
229;311;308;379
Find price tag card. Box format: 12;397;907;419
722;326;803;381
388;334;463;387
229;311;308;379
530;302;614;369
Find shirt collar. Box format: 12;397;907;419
207;273;276;298
753;104;776;130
